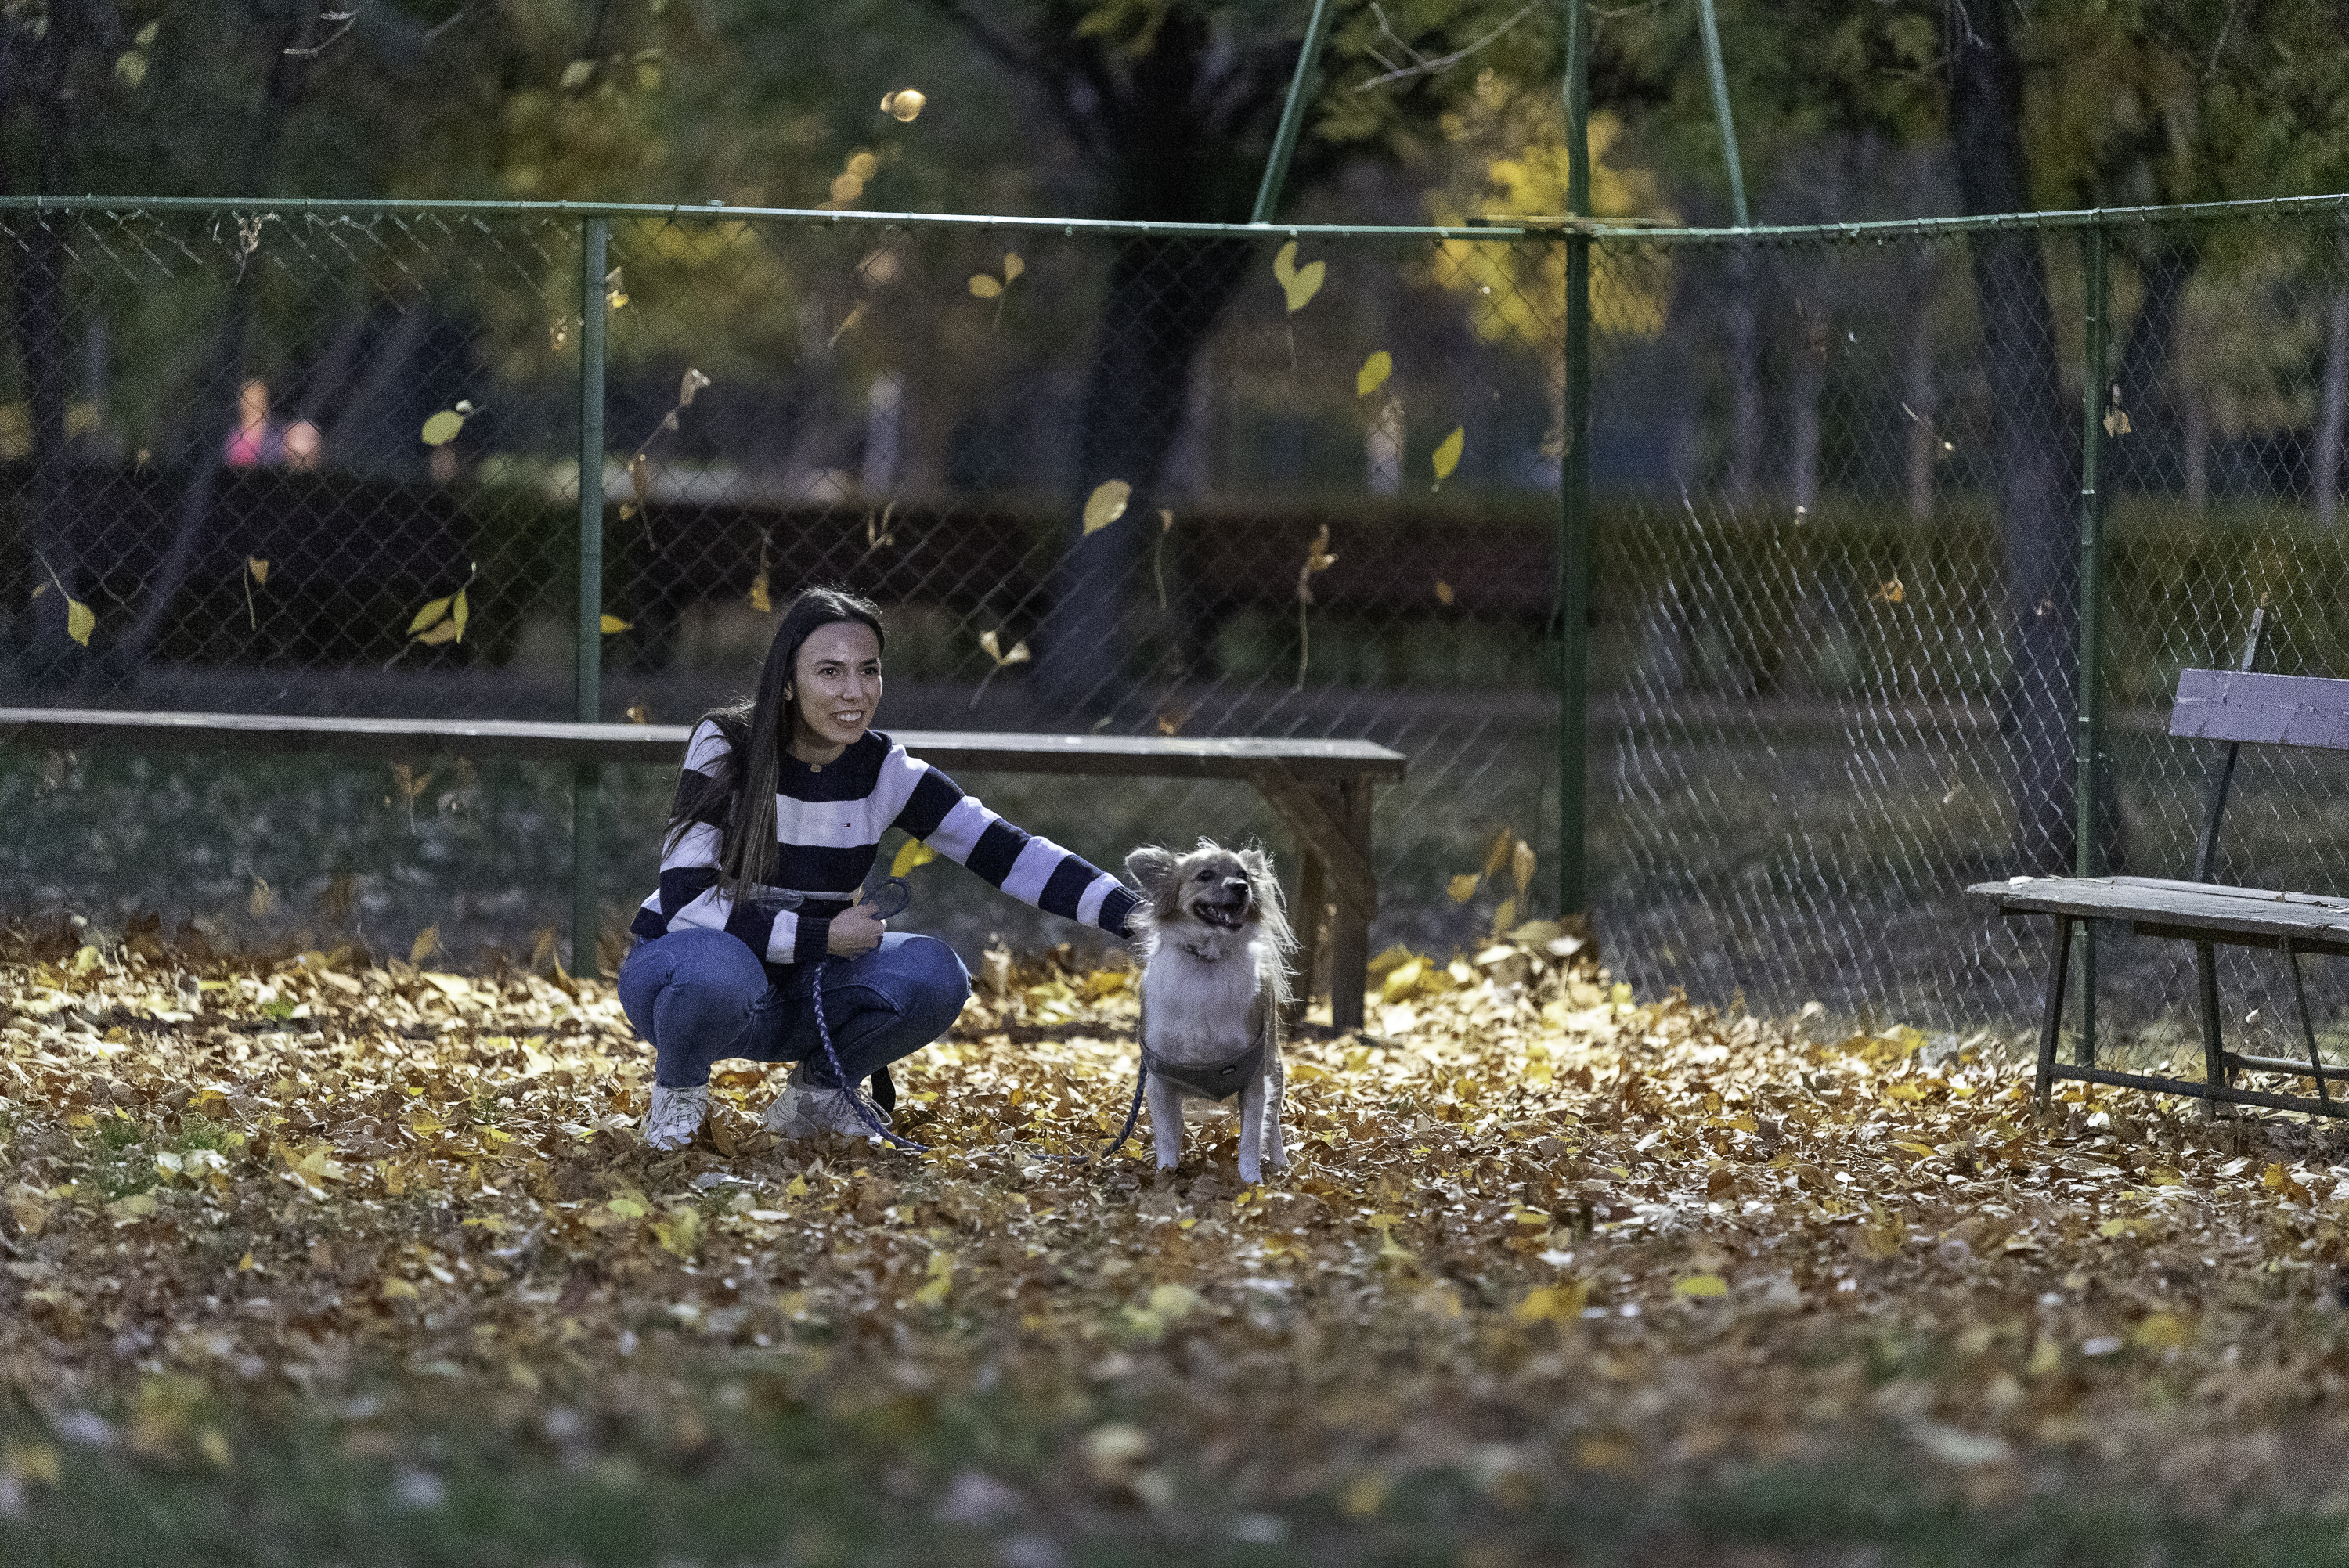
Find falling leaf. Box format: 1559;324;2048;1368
749;571;773;614
415;619;461;647
247;557;270;586
1875;578;1906;605
560;59;594;90
969;274;1003;299
1512;840;1536;898
604;267;628;310
410;597;453;635
66;597;94;647
828;302;867;348
420;410;465;447
1434;580;1455;606
1481;828;1514;879
1002;253;1024;282
678;369;712;407
977;629;1031;668
1155;705;1193;737
1431;426;1465;490
1273;241;1325;312
1358;351;1393;398
248;879;275;919
2103;407;2131;437
626;702;652;725
1492;897;1517;934
880;88;926;121
1449;874;1481;903
1083;481;1131;535
890;839;938;878
600;615;632;634
410;925;440;966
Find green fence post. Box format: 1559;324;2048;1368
1694;0;1749;229
2074;218;2109;1063
573;216;609;978
1557;0;1591;920
1250;0;1336;225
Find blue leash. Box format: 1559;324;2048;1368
799;876;1149;1161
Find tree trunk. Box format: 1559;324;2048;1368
2318;289;2349;529
1726;245;1762;506
2110;237;2197;496
1036;236;1252;713
1950;0;2084;875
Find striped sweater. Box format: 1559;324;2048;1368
630;720;1141;967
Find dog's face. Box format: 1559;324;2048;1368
1126;840;1276;933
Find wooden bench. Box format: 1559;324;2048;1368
0;707;1405;1029
1968;612;2349;1117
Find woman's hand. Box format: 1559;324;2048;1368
826;901;886;957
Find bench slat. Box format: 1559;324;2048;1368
1968;875;2349;943
2170;668;2349;751
0;708;1405;784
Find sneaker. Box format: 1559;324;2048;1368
763;1067;889;1140
644;1084;709;1152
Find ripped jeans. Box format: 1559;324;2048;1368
616;928;972;1092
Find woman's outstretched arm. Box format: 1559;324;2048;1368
882;748;1141;939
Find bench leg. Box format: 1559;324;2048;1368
1329;779;1373;1035
2284;939;2333;1116
2194;939;2231;1120
1286;851;1327;1032
2035;914;2073;1115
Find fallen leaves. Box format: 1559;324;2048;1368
2;917;2347;1541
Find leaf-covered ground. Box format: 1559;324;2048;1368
5;917;2349;1566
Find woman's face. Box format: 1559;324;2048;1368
786;619;883;759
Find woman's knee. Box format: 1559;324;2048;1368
889;935;971;1017
622;931;767;1028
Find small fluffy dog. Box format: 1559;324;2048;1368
1124;839;1295;1184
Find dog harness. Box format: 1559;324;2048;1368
1142;1038;1269;1102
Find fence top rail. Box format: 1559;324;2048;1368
1;189;2344;246
0;708;1407;784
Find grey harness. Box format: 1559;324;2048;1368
1142;1037;1268;1101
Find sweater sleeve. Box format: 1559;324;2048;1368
885;749;1141;939
628;720;826;964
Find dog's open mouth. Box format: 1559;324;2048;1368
1191;900;1249;930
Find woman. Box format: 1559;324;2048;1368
618;585;1141;1152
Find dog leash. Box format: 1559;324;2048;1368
799;876;1153;1164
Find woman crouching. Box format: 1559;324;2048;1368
618;586;1142;1152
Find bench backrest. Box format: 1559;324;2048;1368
2169;669;2349;752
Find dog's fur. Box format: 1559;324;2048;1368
1124;839;1294;1184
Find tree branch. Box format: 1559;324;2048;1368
1353;2;1538;91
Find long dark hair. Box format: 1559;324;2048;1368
667;585;886;905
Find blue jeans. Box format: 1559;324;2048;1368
616;928;972;1090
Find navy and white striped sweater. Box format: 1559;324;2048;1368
630;720;1141;967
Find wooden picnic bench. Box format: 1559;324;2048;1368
1968;611;2349;1117
0;707;1405;1029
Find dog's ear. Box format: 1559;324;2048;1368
1124;845;1177;896
1239;845;1277;887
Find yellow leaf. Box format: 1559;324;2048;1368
980;629;1001;661
1448;874;1481;903
1380;959;1424;1004
1084;480;1131;535
1514;1280;1589;1322
600;614;633;634
409;595;452;634
247;557;270;586
1492;897;1517;933
1672;1273;1729;1298
451;588;470;640
628;452;649;506
890;838;938;878
67;597;95;646
1482;828;1514;878
410;925;440;967
1434;580;1455;606
70;943;102;975
994;639;1031;667
1282;258;1326;313
968;274;1002;298
560;59;594;90
1431;425;1465;488
420;410;465;447
1002;252;1024;282
381;1277;418;1300
1357;350;1393;398
2133;1311;2188;1350
1511;839;1536;897
607;1193;648;1219
748;571;773;614
1273;240;1298;285
414;618;461;646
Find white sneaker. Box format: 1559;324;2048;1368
644;1084;709;1152
763;1068;889;1140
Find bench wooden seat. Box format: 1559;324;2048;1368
0;707;1405;1030
1967;611;2349;1118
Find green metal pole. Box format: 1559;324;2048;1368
2074;219;2109;1063
572;217;609;978
1694;0;1750;228
1251;0;1337;224
1558;0;1591;919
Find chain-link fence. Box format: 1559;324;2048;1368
7;194;2349;1058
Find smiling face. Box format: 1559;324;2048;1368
785;619;883;762
1181;850;1256;929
